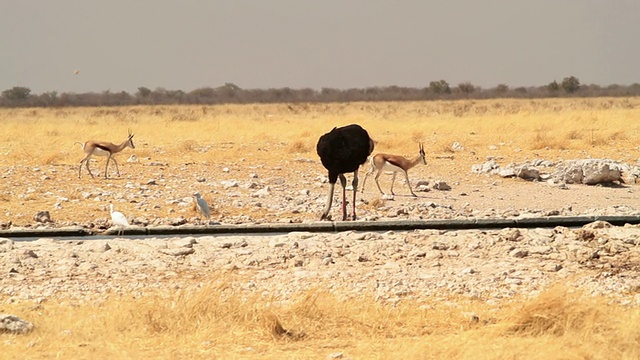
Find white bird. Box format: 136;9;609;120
194;192;211;222
109;203;129;236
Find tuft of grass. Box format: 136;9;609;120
367;198;386;209
503;286;608;337
565;129;583;140
180;140;199;152
590;135;609;147
287;140;309;153
531;131;566;150
3;283;640;359
41;153;65;165
609;130;628;141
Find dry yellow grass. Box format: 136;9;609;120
1;98;639;169
2;97;639;224
2;98;640;358
3;280;640;359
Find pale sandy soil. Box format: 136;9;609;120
1;144;638;228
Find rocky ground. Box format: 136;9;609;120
2;221;640;306
2;153;640;304
2;153;639;229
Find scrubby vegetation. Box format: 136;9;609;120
2;77;640;107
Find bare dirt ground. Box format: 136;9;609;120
1;144;639;229
2;144;640;306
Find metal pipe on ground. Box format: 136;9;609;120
2;215;640;240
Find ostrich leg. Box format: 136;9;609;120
351;171;359;220
320;182;336;221
339;174;347;221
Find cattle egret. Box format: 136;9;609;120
194;192;211;221
109;203;129;235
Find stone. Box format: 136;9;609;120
515;166;540;181
0;314;34;334
499;228;523;242
169;217;188;226
432;181;452;191
0;238;14;252
159;248;195;256
34;211;52;223
583;221;612;229
472;160;500;174
509;249;528;258
172;237;197;248
498;168;516;178
451;142;464;152
553;159;625;185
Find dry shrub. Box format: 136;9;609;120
126;281;262;333
590;135;609;147
92;109;122;118
262;311;303;339
565;129;583;140
453;103;473;117
531;131;566;150
504;287;607;337
171;111;200;122
287;140;309;153
367;198;386;209
124;280;304;342
433;138;456;153
41;152;65;165
609;130;628;141
180;140;199;152
54;109;70;118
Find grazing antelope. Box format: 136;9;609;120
362;143;426;197
78;129;135;179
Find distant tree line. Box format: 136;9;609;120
2;77;640;108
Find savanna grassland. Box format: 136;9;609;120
1;97;639;225
2;98;640;359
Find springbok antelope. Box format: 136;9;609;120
362;143;426;197
78;129;135;179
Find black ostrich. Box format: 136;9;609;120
316;124;374;221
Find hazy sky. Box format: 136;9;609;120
1;1;638;94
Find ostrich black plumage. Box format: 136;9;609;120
317;124;374;221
